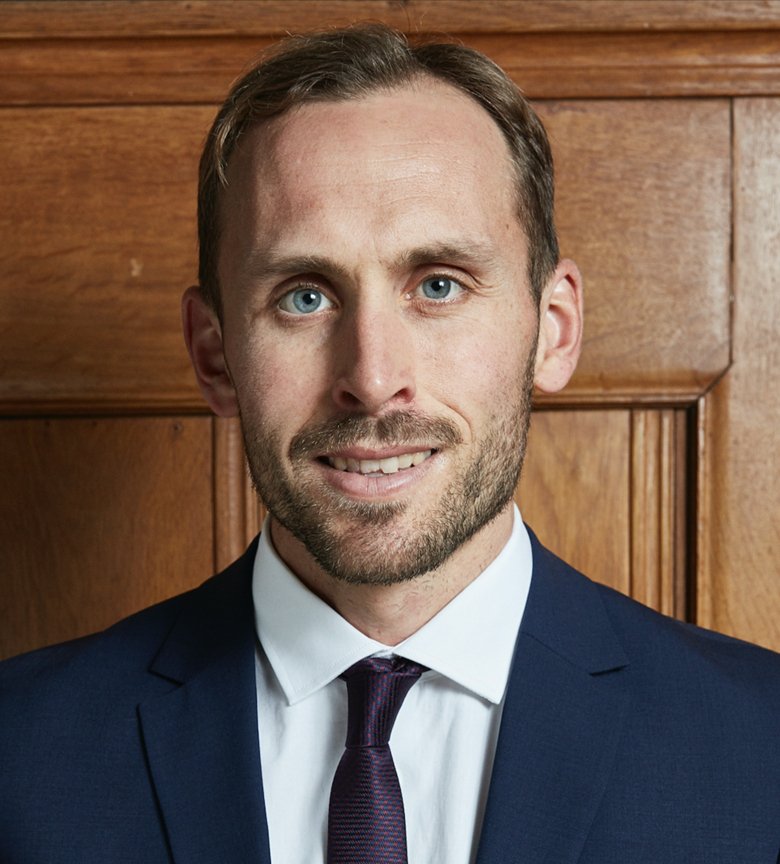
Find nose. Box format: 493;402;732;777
331;304;416;414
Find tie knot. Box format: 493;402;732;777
340;656;427;748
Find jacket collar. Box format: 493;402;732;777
136;530;631;864
475;529;630;864
138;539;272;864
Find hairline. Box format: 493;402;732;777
198;31;558;317
209;77;538;319
213;75;533;298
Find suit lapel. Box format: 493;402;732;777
134;530;630;863
138;542;272;864
475;534;630;864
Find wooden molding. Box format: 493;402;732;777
535;377;729;410
0;380;729;418
630;409;685;619
2;4;780;104
694;100;780;652
694;390;715;633
4;1;780;39
1;32;779;105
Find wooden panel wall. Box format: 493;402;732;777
2;1;779;657
1;417;214;654
696;99;780;651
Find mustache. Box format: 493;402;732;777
289;410;463;459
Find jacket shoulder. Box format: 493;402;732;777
597;576;780;698
0;540;257;703
529;531;780;702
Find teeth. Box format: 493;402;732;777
379;456;399;474
327;449;432;475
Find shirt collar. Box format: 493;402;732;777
252;505;532;706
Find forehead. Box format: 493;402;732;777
228;80;515;197
219;81;522;271
261;80;507;162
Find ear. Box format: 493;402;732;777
533;258;584;393
181;285;239;417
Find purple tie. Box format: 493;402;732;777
327;656;427;864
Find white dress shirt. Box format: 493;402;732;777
252;506;533;864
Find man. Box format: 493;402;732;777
1;24;778;864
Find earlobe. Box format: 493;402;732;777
181;285;239;417
533;258;584;394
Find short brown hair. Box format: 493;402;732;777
198;24;558;314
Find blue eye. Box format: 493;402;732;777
418;276;463;301
278;287;333;315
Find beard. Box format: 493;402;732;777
239;345;536;586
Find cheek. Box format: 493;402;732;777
229;331;331;428
424;316;532;410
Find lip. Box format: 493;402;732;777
316;448;439;500
321;445;437;461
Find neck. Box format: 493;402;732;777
269;505;514;645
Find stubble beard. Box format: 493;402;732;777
240;348;536;586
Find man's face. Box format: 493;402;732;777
215;82;545;585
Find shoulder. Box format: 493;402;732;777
524;534;780;847
595;578;780;706
530;531;780;706
0;541;257;706
0;584;186;713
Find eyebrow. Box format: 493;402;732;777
245;253;352;283
398;241;500;270
245;240;500;282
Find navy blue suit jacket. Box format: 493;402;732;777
2;531;779;862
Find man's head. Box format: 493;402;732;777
197;24;559;318
183;25;582;591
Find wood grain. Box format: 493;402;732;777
630;409;685;618
696;100;780;652
3;1;780;38
3;30;780;106
0;417;214;659
539;99;730;405
518;410;631;596
0;106;212;414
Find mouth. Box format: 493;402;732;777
323;449;434;476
